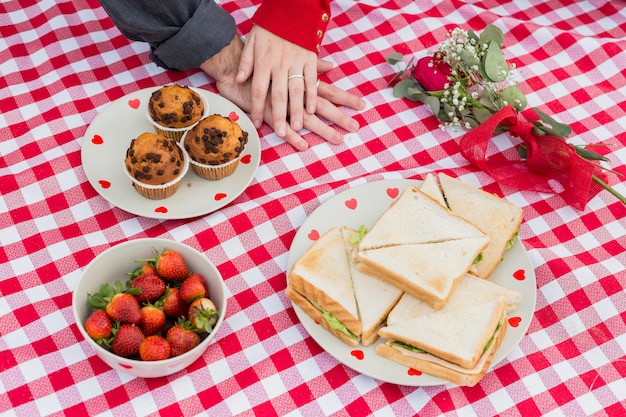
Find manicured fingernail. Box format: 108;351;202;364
253;119;262;129
236;70;245;81
277;126;286;137
296;140;308;151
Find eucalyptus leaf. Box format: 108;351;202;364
479;95;498;112
472;107;494;123
467;29;480;44
386;52;404;65
480;24;504;48
500;85;527;111
422;95;441;115
463;116;480;129
483;41;508;82
460;50;480;69
392;79;416;99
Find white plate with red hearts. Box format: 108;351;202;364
81;87;260;219
286;179;536;386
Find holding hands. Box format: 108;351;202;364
202;35;365;151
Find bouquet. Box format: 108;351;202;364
387;24;624;209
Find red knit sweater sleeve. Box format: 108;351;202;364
252;0;331;54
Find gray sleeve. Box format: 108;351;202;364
98;0;237;71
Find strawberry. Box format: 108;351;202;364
140;303;166;336
179;273;208;303
127;262;158;279
166;319;200;357
85;309;113;343
106;293;142;324
111;323;144;358
161;287;188;318
89;280;142;324
139;335;171;361
137;249;189;281
129;273;166;304
188;297;219;334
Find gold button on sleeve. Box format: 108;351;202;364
321;13;329;22
316;30;323;38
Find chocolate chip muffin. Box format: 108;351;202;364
124;132;189;199
147;85;206;140
183;114;249;180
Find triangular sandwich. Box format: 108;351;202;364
438;173;523;279
286;227;361;346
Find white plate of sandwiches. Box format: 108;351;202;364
286;175;536;387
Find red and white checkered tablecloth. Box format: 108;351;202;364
2;0;626;416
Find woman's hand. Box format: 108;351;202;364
201;36;365;151
236;25;321;137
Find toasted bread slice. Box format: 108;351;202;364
341;227;403;346
287;227;361;346
376;320;507;387
438;173;523;279
376;274;514;386
356;237;489;310
420;173;446;207
356;187;489;251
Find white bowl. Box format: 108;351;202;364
72;238;227;378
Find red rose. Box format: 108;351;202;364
413;54;452;91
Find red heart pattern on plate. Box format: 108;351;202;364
408;368;422;376
98;180;111;189
308;229;320;241
386;187;399;198
508;316;521;327
91;134;103;145
513;269;525;281
128;98;140;109
345;198;357;210
215;193;227;201
350;350;364;360
240;154;251;164
154;206;168;213
228;111;239;121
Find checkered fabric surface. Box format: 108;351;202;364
2;0;626;416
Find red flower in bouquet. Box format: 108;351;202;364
413;53;452;92
386;25;624;208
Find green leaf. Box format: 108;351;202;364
480;24;505;48
517;144;528;159
483;41;508;82
500;85;527;112
460;50;480;69
392;79;416;99
472;107;494;124
467;29;480;45
532;108;572;138
386;52;404;65
422;95;441;115
573;145;611;162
